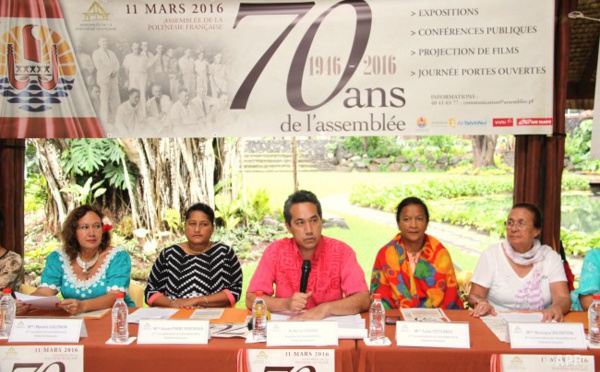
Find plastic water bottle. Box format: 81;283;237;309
588;293;600;345
111;292;129;343
0;288;16;337
252;291;267;342
369;293;385;342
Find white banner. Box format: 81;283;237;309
0;345;84;372
247;349;335;372
1;0;555;138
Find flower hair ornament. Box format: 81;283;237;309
102;217;113;233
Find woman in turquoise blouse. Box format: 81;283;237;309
23;205;134;314
571;249;600;311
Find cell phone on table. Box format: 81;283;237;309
385;316;401;325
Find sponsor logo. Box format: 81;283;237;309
516;118;553;126
448;118;456;127
0;25;74;112
416;117;427;128
493;118;514;127
83;1;110;21
457;120;487;126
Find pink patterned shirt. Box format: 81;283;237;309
248;236;368;309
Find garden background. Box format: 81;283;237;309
23;113;600;308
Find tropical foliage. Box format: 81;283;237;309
565;119;600;171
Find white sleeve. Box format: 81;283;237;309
470;245;497;288
545;249;567;283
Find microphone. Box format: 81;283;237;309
300;260;311;293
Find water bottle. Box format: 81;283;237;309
0;288;16;338
111;291;129;343
252;291;267;342
369;293;385;342
588;293;600;345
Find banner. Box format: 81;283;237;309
1;0;555;138
0;0;104;137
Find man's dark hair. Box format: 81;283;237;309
283;190;322;224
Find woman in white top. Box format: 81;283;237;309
468;203;570;322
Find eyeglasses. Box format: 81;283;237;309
505;220;528;230
78;224;103;232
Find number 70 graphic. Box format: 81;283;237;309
231;0;372;111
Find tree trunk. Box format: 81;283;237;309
32;139;72;231
471;135;498;168
34;138;218;235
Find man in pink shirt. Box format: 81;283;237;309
246;190;370;320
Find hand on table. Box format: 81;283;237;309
469;299;497;318
289;303;329;321
16;301;31;315
58;299;83;315
286;292;312;313
541;306;563;322
169;298;201;309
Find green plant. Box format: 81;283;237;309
60;176;107;205
24;173;48;212
61;139;135;190
115;216;134;238
215;193;243;228
163;208;182;232
24;241;58;276
241;188;272;226
565;119;600;171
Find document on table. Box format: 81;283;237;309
269;312;366;339
480;315;510;343
270;313;364;328
498;312;543;323
71;308;110;320
15;292;61;310
189;308;224;320
210;317;250;338
481;312;544;343
127;308;178;323
400;308;450;322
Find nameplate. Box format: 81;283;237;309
8;318;86;343
137;319;209;344
247;349;335;372
500;354;594;371
267;321;338;347
396;321;470;348
508;323;586;349
0;345;84;371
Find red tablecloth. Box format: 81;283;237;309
1;308;356;372
357;310;599;372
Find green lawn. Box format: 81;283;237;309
243;171;443;211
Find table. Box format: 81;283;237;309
356;310;600;372
1;308;356;372
4;308;599;372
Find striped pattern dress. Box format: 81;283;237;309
145;243;243;304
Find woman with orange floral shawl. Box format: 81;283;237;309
370;197;463;309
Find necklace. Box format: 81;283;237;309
76;251;100;275
188;241;213;255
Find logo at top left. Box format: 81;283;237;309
1;25;75;112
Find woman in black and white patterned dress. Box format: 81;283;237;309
145;203;243;308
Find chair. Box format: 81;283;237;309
128;281;145;307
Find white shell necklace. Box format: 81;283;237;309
76;251;100;275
